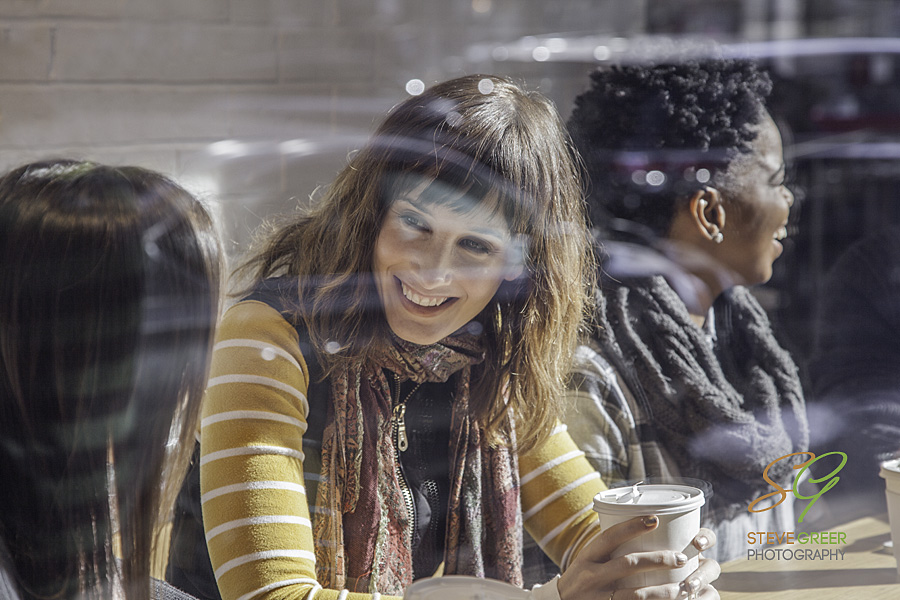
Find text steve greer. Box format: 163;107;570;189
746;531;847;561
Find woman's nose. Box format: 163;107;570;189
415;243;454;287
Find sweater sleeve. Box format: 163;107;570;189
562;343;682;487
518;421;606;572
200;300;400;600
562;345;633;484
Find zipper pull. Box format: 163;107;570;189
393;403;408;452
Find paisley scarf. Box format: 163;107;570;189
313;331;523;594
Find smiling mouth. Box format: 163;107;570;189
400;280;451;307
774;226;788;241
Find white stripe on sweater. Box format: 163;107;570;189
215;549;316;580
561;522;603;571
234;578;321;600
201;480;306;504
214;338;303;372
201;409;306;431
205;515;312;542
200;445;305;466
522;472;601;521
520;450;584;486
538;503;595;547
207;375;309;417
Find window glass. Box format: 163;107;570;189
1;1;897;596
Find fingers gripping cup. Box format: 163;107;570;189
593;484;705;588
879;458;900;577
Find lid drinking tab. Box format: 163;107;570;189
594;484;705;516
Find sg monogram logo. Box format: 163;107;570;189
747;451;848;524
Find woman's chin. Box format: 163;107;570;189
742;265;774;288
386;321;447;346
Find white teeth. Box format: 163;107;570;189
775;226;787;241
401;282;448;307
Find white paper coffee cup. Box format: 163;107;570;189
593;484;705;588
879;459;900;577
403;575;529;600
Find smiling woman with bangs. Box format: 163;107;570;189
166;74;721;600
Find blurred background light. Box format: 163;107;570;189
406;79;426;95
532;46;551;62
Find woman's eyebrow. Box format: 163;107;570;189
401;197;506;239
396;197;433;214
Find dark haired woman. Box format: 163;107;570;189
0;160;222;599
167;74;721;600
563;60;809;562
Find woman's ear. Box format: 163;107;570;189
688;187;726;243
503;264;524;282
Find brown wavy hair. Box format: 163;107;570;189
0;160;222;599
239;74;594;451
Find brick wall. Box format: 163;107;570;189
0;0;645;258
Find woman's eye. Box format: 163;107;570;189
460;238;492;254
401;214;427;231
775;169;793;188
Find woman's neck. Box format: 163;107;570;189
653;261;719;325
661;213;736;320
686;272;719;324
664;273;713;327
655;240;731;323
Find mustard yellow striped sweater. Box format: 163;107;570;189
200;300;605;600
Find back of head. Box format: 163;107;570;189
568;59;772;240
0;160;222;599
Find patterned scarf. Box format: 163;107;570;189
596;276;809;521
313;331;523;594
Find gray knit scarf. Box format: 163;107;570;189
596;275;809;521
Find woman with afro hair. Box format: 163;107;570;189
562;59;809;562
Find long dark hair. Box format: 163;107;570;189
239;74;594;451
0;160;222;599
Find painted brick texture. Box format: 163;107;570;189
0;1;636;256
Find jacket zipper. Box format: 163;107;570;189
391;374;417;546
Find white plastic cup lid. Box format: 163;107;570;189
880;458;900;479
593;484;705;517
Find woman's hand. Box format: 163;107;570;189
682;530;720;600
556;516;720;600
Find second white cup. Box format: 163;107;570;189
879;458;900;578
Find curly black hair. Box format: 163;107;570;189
568;59;773;240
